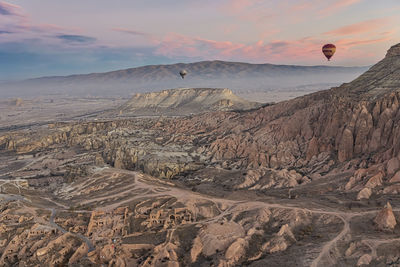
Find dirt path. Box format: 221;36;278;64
310;214;349;267
48;208;95;252
361;238;400;259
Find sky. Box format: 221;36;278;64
0;0;399;80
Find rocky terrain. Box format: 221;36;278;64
1;43;400;266
118;88;262;116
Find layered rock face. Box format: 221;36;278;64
119;88;262;116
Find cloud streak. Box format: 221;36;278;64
56;34;96;44
111;27;160;45
112;28;149;37
336;36;391;48
155;33;321;63
324;18;390;36
154;30;395;65
319;0;362;16
0;1;23;16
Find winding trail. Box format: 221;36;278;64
310;215;349;267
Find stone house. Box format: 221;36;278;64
147;208;193;228
28;224;57;238
87;208;130;238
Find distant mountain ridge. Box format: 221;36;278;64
0;60;369;99
27;60;367;80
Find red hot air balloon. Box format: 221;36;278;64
322;44;336;61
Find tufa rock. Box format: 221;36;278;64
365;172;384;189
357;187;372;200
387;157;400;176
374;202;397;230
357;254;372;266
389;170;400;183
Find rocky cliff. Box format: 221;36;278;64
118;88;262;115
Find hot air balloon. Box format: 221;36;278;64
179;70;187;79
322;44;336;61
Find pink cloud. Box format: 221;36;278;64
336;36;391;48
154;31;395;65
380;29;397;36
290;1;315;12
324;18;390;36
259;28;281;40
0;1;24;16
0;2;75;35
220;24;239;35
319;0;362;16
221;0;361;25
0;2;92;48
155;32;324;63
225;0;261;12
220;0;276;23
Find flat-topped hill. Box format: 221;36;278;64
119;88;262;116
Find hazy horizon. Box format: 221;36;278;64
8;59;372;82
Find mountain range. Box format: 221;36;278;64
0;61;368;100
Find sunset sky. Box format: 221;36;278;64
0;0;399;80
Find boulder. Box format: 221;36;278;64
389;170;400;183
365;172;383;189
225;238;247;262
357;254;372;266
69;243;88;264
374;202;397;230
345;242;357;257
357;188;372;200
387;157;400;175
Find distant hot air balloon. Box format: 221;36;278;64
322;44;336;61
179;70;187;79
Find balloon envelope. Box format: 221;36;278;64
322;44;336;61
179;70;187;79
